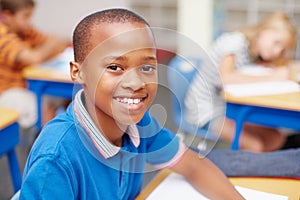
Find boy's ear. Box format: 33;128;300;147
70;61;84;84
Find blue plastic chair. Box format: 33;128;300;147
167;56;218;141
0;119;22;192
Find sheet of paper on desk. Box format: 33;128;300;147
238;64;273;76
224;81;300;97
146;173;288;200
42;47;74;75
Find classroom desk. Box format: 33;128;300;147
23;66;80;129
225;91;300;150
0;107;21;192
136;169;300;200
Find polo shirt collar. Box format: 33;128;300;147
73;89;140;159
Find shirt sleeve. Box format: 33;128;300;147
0;32;24;68
0;27;46;69
20;156;75;199
213;32;248;57
20;27;47;47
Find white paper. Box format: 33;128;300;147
224;81;300;97
41;47;74;75
238;65;273;76
146;173;288;200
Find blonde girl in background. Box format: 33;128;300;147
185;12;297;152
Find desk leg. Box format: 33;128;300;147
231;106;251;150
7;149;22;192
27;80;45;130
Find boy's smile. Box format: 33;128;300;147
113;93;148;114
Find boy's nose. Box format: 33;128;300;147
121;69;145;90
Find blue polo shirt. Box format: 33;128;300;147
20;90;185;199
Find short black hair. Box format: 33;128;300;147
0;0;35;14
72;8;150;63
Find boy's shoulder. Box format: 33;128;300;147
212;31;249;54
30;107;80;159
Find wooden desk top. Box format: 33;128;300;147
136;169;172;200
230;177;300;200
224;62;300;111
0;107;19;130
136;169;300;200
225;91;300;111
23;65;72;83
23;47;73;83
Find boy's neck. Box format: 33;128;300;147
84;104;127;147
97;118;126;147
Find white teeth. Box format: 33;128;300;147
128;99;133;104
116;97;142;104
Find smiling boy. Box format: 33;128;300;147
20;8;244;199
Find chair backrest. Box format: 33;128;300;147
167;56;201;129
167;56;218;141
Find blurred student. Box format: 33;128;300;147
185;12;297;152
205;148;300;178
0;0;69;129
20;8;245;199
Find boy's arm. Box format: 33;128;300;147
18;35;70;66
170;148;245;200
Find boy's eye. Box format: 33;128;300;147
107;64;123;71
140;65;156;72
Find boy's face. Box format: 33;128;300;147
4;6;34;33
74;22;157;126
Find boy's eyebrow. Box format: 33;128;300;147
103;56;128;62
103;55;157;62
141;55;157;62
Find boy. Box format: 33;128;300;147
20;8;244;199
0;0;69;128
